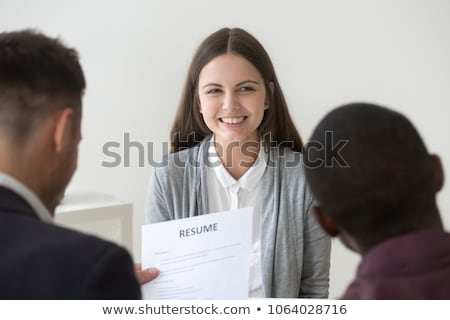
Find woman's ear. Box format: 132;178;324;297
195;95;203;114
265;82;275;110
269;81;275;95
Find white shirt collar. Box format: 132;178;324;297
0;171;53;223
208;136;267;191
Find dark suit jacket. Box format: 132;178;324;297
0;186;141;299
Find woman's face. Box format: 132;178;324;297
197;53;268;148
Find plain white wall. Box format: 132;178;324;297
1;0;449;298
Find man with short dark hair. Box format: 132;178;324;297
0;29;141;299
304;102;450;299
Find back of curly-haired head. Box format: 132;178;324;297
304;103;441;245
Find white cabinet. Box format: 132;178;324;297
55;191;133;254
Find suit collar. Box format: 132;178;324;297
0;186;36;219
0;172;53;223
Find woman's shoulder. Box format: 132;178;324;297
153;141;206;177
265;146;309;188
268;147;304;169
265;147;315;208
164;146;198;162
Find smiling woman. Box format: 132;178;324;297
144;27;331;298
198;53;268;171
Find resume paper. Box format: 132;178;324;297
141;207;253;299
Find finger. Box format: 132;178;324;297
137;268;159;284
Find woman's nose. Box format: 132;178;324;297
223;93;240;111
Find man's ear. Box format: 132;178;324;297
431;154;444;192
313;206;340;237
53;108;74;153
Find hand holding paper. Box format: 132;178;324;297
141;208;253;299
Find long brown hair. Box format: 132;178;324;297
170;27;303;153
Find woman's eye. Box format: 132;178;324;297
239;86;254;92
206;88;221;94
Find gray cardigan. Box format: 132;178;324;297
145;137;331;298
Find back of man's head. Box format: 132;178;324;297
0;29;86;212
0;29;85;142
304;103;442;251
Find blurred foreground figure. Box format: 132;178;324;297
0;29;141;299
304;102;450;299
